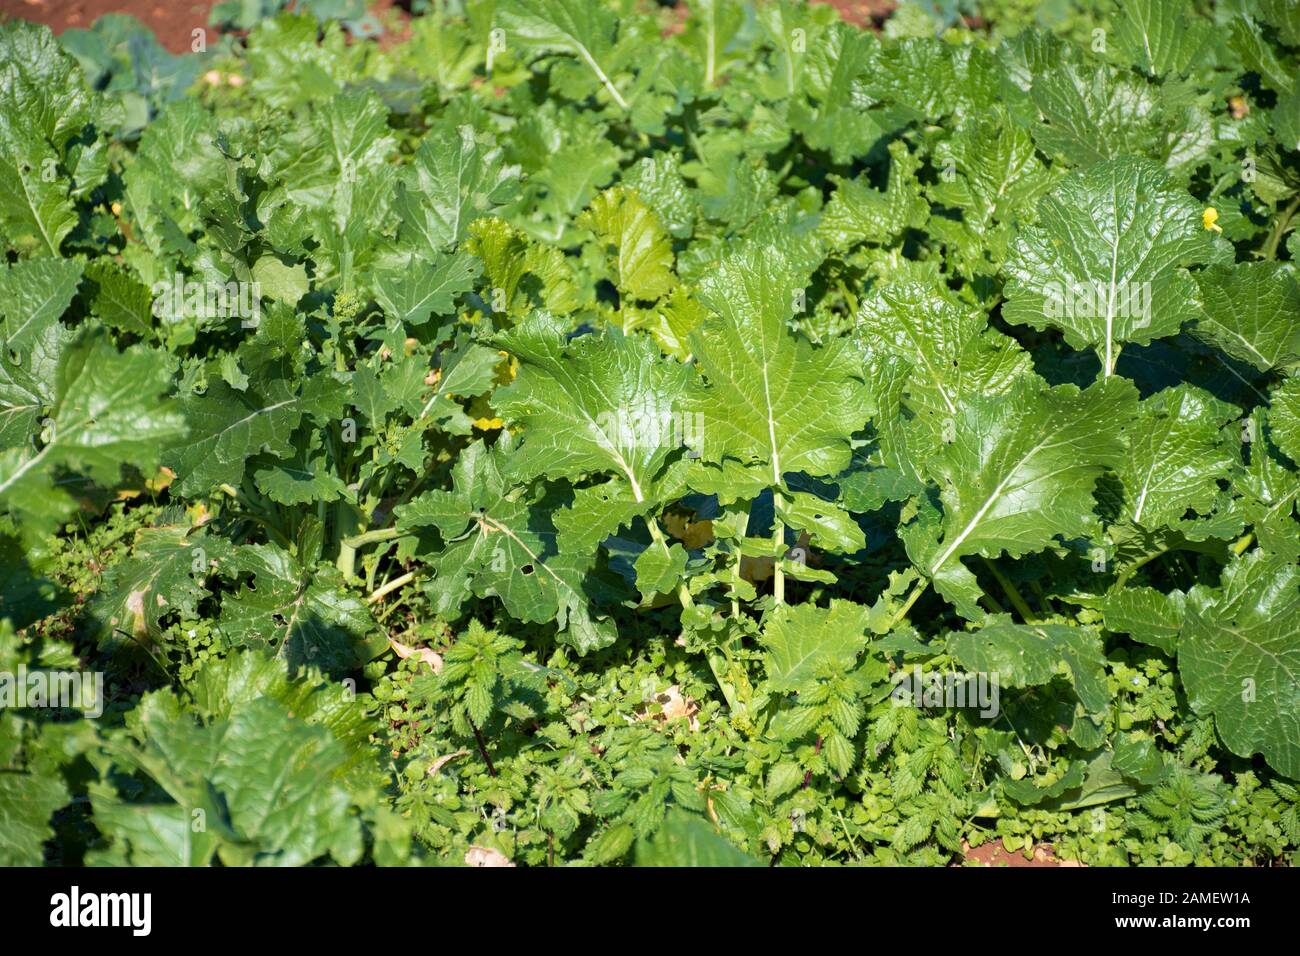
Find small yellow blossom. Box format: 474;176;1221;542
1203;207;1222;233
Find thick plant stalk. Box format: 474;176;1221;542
980;557;1037;622
773;516;786;605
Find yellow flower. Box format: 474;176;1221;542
1203;207;1222;233
473;416;504;431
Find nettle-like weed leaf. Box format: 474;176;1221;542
1003;157;1230;377
1181;552;1300;779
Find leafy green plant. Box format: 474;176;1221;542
2;0;1300;867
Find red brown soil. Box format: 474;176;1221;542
816;0;896;27
0;0;216;51
1;0;897;54
961;839;1086;867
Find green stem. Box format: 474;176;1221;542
337;526;405;578
773;516;786;606
980;557;1037;622
888;580;929;630
731;509;750;617
1113;549;1165;589
343;527;403;548
368;570;415;604
1262;195;1300;260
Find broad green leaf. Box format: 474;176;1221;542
634;540;688;600
762;600;871;693
1239;407;1300;560
468;216;582;318
251;255;309;308
0;117;77;259
947;618;1109;713
373;250;478;328
876;37;1005;125
189;650;380;781
927;107;1055;271
217;544;376;675
0;330;186;527
903;377;1135;620
0;21;101;149
0;319;72;449
635;811;759;866
254;458;350;506
100;691;363;866
1105;384;1237;529
1228;15;1294;94
1004;157;1229;377
774;490;865;554
1273;376;1300;465
497;0;630;110
788;23;883;164
1181;552;1300;779
1029;60;1214;173
621;153;697;239
1090;586;1185;654
1191;263;1300;373
1112;0;1214;77
856;281;1031;445
85;259;154;337
687;244;871;484
165;378;304;497
396;438;614;653
0;257;82;354
91;520;233;650
393;124;520;258
579;187;675;302
0;770;68;866
818;140;928;252
494;314;696;499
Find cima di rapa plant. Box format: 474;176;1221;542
1;0;1299;867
